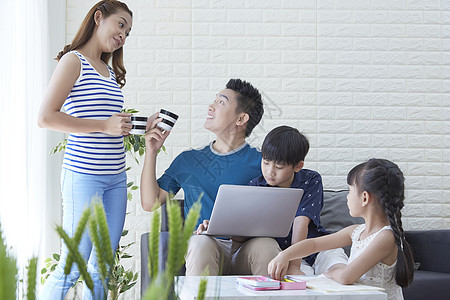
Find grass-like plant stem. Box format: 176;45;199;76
149;208;160;279
55;225;94;292
26;256;38;300
166;199;182;279
88;211;107;289
92;200;114;268
179;199;201;269
65;207;91;275
0;223;18;300
197;277;208;300
143;195;204;299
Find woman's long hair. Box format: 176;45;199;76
347;158;415;287
56;0;132;88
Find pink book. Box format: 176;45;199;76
280;278;306;290
282;276;307;290
236;276;306;291
236;276;280;288
237;282;281;291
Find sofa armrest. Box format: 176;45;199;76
140;232;150;296
141;199;186;297
405;230;450;274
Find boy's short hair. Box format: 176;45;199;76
261;126;309;166
226;79;264;137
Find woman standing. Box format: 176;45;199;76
38;1;133;299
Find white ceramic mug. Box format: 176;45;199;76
130;116;148;135
157;109;179;131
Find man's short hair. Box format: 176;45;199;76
261;126;309;166
226;79;264;137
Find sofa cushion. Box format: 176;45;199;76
402;270;450;300
321;190;364;233
405;230;450;274
320;190;364;256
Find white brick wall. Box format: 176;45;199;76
65;0;449;297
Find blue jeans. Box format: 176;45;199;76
39;169;127;300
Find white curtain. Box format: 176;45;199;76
0;0;50;271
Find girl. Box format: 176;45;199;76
268;158;415;300
38;1;132;299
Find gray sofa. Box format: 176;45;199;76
141;190;450;299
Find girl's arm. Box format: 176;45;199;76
325;229;397;284
38;53;131;135
269;225;356;280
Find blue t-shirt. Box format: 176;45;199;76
158;142;262;225
248;169;328;266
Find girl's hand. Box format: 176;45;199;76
268;252;290;281
144;116;170;154
104;113;132;135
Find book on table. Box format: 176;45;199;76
236;276;306;291
286;275;385;293
236;276;280;288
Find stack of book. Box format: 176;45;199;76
236;276;306;291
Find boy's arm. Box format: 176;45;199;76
286;171;325;274
286;216;310;274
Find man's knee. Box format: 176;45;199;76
238;238;280;275
245;237;280;259
186;235;220;261
185;235;222;276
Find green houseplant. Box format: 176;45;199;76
142;195;208;300
50;197;129;299
41;230;138;299
0;223;38;300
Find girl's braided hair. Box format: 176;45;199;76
347;158;414;287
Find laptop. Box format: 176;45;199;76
201;184;303;238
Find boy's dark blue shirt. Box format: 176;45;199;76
248;169;328;266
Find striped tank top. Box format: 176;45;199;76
62;51;126;175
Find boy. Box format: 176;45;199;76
141;79;280;276
248;125;348;275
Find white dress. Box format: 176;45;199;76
348;224;403;300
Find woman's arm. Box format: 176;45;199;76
325;229;397;284
269;225;355;280
38;53;131;135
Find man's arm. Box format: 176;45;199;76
140;148;169;211
140;115;170;211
